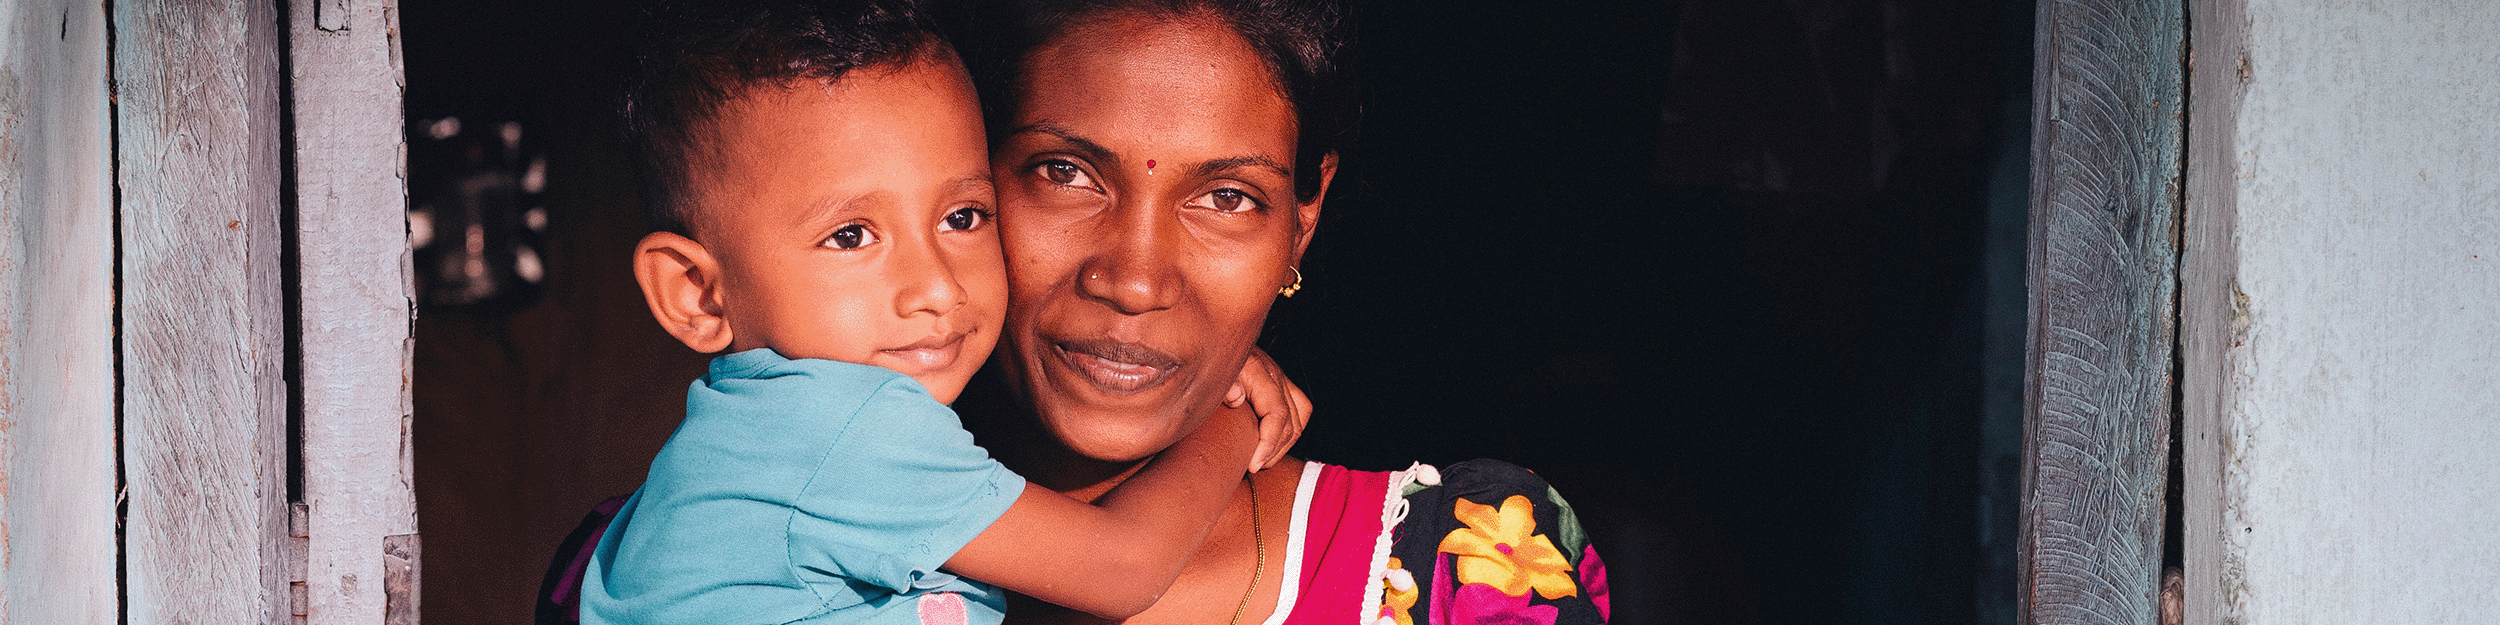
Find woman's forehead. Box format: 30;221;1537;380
1013;14;1298;164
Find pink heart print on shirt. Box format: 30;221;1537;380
917;592;969;625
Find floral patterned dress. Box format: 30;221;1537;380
1265;459;1608;625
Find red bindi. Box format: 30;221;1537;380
1147;159;1157;172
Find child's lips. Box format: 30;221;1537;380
881;331;968;372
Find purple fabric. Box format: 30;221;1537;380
547;495;631;622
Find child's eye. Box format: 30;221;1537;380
1184;188;1261;213
823;223;878;250
1037;161;1095;189
940;207;991;232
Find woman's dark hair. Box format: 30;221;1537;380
621;0;951;235
963;0;1356;202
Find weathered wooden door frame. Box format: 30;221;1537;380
2017;0;2187;624
2177;0;2246;623
126;0;418;622
0;1;118;622
111;0;295;621
289;0;422;623
1;0;414;623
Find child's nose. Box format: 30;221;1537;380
893;244;969;318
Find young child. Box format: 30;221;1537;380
577;1;1305;624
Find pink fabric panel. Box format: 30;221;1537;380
1280;465;1392;625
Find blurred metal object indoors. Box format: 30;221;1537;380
407;116;550;311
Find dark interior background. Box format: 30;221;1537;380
402;1;2036;624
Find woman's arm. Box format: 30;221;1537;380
943;406;1257;620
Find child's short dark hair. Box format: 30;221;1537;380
622;0;950;236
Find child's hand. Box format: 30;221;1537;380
1226;347;1311;473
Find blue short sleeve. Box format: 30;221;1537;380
772;364;1027;595
581;349;1022;625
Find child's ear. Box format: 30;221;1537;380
633;231;736;353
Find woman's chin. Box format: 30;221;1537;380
1062;420;1185;463
1033;402;1199;463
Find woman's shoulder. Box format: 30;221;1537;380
1394;460;1589;547
1401;459;1565;498
1295;458;1583;540
1393;459;1590;556
1380;459;1611;625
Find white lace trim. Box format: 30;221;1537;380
1359;462;1433;625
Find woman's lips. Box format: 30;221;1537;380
1051;338;1181;395
881;330;967;373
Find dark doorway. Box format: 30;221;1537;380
402;1;2035;623
1266;2;2035;623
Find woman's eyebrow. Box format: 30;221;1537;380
1006;122;1122;169
1188;155;1290;180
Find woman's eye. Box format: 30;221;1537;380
940;207;991;232
823;223;877;249
1187;188;1261;213
1037;161;1094;188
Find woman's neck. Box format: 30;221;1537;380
958;388;1153;501
1012;439;1151;503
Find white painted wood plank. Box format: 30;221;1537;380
2191;1;2500;622
113;0;292;622
0;1;117;624
290;0;421;623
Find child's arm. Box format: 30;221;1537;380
1227;347;1313;473
944;406;1257;620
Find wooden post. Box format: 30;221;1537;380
0;1;118;623
113;0;293;622
2178;0;2247;622
2019;0;2185;623
289;0;421;623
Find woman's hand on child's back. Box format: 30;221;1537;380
1227;347;1312;473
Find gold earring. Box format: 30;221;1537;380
1278;266;1303;297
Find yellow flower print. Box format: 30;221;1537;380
1437;495;1577;600
1378;557;1418;625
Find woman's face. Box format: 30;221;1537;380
992;10;1327;462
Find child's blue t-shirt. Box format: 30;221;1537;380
581;348;1025;625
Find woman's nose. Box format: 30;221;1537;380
1074;199;1179;315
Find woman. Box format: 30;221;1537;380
964;1;1610;623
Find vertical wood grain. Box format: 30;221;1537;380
0;1;117;623
2178;0;2246;622
289;0;420;623
2019;0;2185;623
113;0;292;622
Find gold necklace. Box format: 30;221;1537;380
1229;474;1266;625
